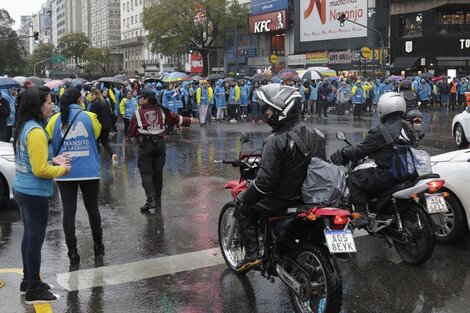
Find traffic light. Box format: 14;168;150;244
339;13;346;27
33;32;39;43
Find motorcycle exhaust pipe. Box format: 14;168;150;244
224;211;237;251
276;264;309;301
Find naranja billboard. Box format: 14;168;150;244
300;0;368;42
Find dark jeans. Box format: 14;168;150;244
228;104;239;119
138;137;166;200
14;190;50;289
250;101;261;121
317;100;328;117
99;127;114;157
57;180;102;251
124;118;130;137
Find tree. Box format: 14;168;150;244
25;43;55;76
57;33;89;69
0;9;26;75
143;0;248;76
82;47;112;76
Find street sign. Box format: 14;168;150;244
421;58;426;66
269;54;278;64
51;54;66;64
360;47;371;59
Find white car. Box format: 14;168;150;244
431;149;470;243
0;141;16;209
452;106;470;149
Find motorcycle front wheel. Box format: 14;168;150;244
393;203;436;265
290;243;343;313
218;202;249;274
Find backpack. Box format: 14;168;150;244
378;123;431;181
287;128;346;206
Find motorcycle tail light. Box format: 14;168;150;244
427;180;445;193
333;215;348;225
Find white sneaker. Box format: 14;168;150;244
112;154;119;166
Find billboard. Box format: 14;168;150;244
190;52;203;74
249;10;287;34
251;0;289;16
300;0;368;42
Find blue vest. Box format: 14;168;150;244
199;87;209;105
214;85;226;108
50;105;100;181
14;120;54;197
239;85;249;106
353;86;365;104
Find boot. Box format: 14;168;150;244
140;197;157;212
94;242;105;257
67;249;80;265
235;212;261;273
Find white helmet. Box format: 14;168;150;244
377;92;406;119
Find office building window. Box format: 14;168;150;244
439;12;465;25
399;13;422;37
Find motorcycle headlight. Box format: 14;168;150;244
1;154;15;162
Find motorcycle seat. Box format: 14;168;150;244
377;183;406;198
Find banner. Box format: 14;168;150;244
251;0;288;16
306;52;328;64
249;10;287;34
300;0;368;42
328;50;352;64
190;52;203;74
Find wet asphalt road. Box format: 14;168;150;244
1;108;470;313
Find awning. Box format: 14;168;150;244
390;56;419;69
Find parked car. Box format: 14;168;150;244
0;141;16;209
431;149;470;243
452;106;470;149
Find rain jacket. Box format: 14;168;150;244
163;88;179;113
1;90;15;127
214;79;226;109
418;80;431;101
119;97;139;119
412;77;420;94
373;80;381;105
239;83;250;106
229;85;240;105
309;83;319;101
196;86;213;106
154;82;164;104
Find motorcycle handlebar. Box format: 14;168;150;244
214;160;240;166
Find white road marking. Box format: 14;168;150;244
56;231;369;291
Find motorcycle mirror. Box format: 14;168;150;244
240;132;250;143
336;131;346;141
466;106;470;113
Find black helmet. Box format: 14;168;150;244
400;80;412;91
256;83;302;127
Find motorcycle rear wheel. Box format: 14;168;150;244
218;202;249;274
393;203;436;265
290;243;343;313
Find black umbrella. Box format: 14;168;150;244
224;77;237;83
114;74;128;81
26;76;46;86
419;73;433;79
98;77;125;85
252;73;264;82
207;73;224;81
0;77;20;89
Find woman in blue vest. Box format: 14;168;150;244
13;86;70;304
119;90;138;138
46;88;103;266
351;80;366;121
239;79;250;122
214;79;226;122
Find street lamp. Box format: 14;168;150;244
339;14;386;76
34;58;51;77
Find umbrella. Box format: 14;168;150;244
278;71;301;82
71;78;87;87
206;73;224;81
162;72;190;83
419;73;433;79
26;76;46;86
243;76;253;81
278;69;298;75
98;77;125;85
190;75;204;81
301;69;322;81
13;76;27;86
251;73;264;82
44;80;65;89
326;76;339;81
388;75;404;82
114;74;128;81
0;77;20;89
224;77;237;83
144;78;162;84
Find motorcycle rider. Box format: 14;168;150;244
330;92;418;227
233;84;327;272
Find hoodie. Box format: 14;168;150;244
214;79;226;109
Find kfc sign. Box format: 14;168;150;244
190;52;203;74
249;10;287;34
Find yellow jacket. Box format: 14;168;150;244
196;86;213;105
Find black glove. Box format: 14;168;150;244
330;148;346;166
233;192;249;217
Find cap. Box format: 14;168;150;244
138;89;156;100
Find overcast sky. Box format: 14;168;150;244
0;0;44;30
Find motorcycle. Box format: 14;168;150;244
335;131;447;265
216;133;356;313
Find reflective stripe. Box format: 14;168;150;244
136;109;166;135
178;115;183;126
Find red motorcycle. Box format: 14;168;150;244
216;133;357;313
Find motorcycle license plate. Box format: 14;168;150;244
324;229;357;254
425;193;448;214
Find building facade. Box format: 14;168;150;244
390;0;470;76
